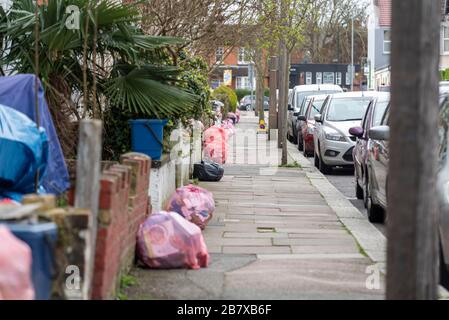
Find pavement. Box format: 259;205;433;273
125;112;385;300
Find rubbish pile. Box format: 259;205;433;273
0;104;48;200
136;211;209;270
166;184;215;230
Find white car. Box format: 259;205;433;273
287;84;343;144
313;91;384;174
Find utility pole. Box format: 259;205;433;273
387;0;440;300
269;56;278;140
279;0;289;165
351;16;354;91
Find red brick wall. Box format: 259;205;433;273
69;152;151;299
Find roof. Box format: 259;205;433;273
293;84;343;92
330;91;389;99
375;0;391;27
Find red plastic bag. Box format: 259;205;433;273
0;226;34;300
137;211;209;269
166;184;215;230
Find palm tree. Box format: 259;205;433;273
0;0;198;156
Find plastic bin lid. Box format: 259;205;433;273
1;221;58;235
128;119;168;125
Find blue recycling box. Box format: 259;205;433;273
129;119;168;161
1;221;58;300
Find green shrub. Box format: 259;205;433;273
264;88;270;97
442;68;449;81
234;89;251;101
213;85;238;112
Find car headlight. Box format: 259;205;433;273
325;133;346;142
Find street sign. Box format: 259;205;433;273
223;70;232;86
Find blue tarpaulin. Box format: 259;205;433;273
0;104;48;199
0;74;70;194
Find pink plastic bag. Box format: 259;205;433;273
235;110;241;123
221;120;235;138
166;184;215;230
0;226;34;300
203;141;228;164
203;125;229;164
204;125;227;145
137;211;209;269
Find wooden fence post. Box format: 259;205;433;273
74;120;103;300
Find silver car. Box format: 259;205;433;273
313;92;384;174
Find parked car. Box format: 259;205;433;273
362;86;449;223
239;95;270;111
313;91;382;174
361;89;449;289
350;93;390;208
296;94;329;156
287;84;343;144
436;89;449;289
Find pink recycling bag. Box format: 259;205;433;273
203;125;229;164
137;211;209;269
166;184;215;230
0;226;34;300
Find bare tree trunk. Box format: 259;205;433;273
269;56;278;140
282;50;290;165
387;0;440;300
255;47;264;122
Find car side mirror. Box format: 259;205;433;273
349;126;364;138
297;115;307;121
288;104;293;111
369;126;390;141
314;114;322;123
293;112;300;117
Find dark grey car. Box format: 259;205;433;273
366;89;449;289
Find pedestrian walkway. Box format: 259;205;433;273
125;112;385;300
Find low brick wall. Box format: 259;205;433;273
69;152;151;299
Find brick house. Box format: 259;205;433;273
367;0;449;90
208;46;269;90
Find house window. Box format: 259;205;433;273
216;47;224;63
443;26;449;53
211;80;222;89
236;76;250;89
316;72;322;84
323;72;335;84
238;48;248;64
336;72;342;85
305;72;312;85
383;30;391;54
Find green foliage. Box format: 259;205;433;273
235;89;251;101
442;69;449;81
213;85;238;112
264;88;270;97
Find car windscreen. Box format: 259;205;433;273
308;99;326;120
372;100;390;126
326;97;372;122
296;90;340;110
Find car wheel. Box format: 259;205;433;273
303;139;309;157
440;241;449;290
318;149;332;174
297;134;303;151
355;179;364;200
366;179;385;223
246;105;251;111
314;151;319;168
